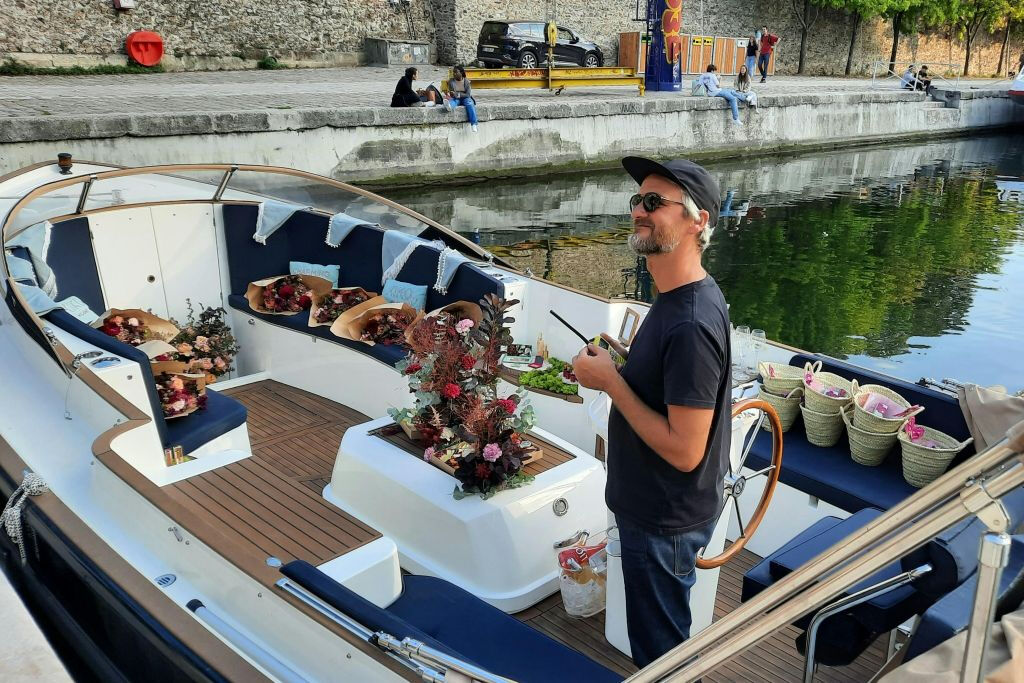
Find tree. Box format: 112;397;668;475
882;0;922;74
791;0;822;74
821;0;894;75
940;0;1004;75
993;1;1024;76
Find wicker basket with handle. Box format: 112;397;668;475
802;369;854;415
757;385;803;433
760;360;821;395
800;402;844;447
841;404;897;466
850;380;923;434
898;422;973;488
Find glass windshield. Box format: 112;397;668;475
479;22;509;43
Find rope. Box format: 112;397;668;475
2;472;49;564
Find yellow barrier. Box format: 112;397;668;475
442;67;645;96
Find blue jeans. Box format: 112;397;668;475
456;96;477;125
757;53;770;80
714;89;750;121
617;514;717;668
745;55;756;77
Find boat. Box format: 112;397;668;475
1010;65;1024;106
2;156;1023;682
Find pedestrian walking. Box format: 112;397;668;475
757;26;780;83
744;34;758;79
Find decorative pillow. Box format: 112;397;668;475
57;296;99;324
289;261;340;288
7;254;37;283
382;279;427;312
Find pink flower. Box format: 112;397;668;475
169;377;185;391
195;336;210;352
495;398;517;414
200;358;214;370
482;443;502;462
170;399;186;412
111;316;124;325
423;446;435;462
455;319;474;334
214;357;226;368
442;383;461;399
127;317;139;327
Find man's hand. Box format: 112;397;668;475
600;333;629;361
572;344;620;392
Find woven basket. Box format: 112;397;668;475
841;404;897;466
898;426;973;488
800;403;844;447
850;380;923;434
757;385;803;433
760;360;820;395
803;370;854;415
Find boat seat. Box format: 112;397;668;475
221;204;504;367
43;309;247;456
745;353;974;513
904;535;1024;661
743;489;1024;668
280;560;622;683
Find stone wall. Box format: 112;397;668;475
0;0;436;67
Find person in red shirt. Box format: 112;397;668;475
757;25;780;83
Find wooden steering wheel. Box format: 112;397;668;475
696;398;783;569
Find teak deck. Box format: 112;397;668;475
173;379;888;681
167;380;379;565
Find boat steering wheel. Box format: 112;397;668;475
696;399;783;569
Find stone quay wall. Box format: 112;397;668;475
0;0;1020;75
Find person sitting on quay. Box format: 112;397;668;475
734;64;756;105
916;65;932;92
694;64;753;127
900;64;918;89
444;65;479;132
391;67;441;108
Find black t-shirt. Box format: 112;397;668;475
746;42;758;57
606;275;732;534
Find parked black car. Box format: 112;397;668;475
476;21;604;69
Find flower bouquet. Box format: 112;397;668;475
92;309;179;347
170;301;240;382
151;361;207;419
334;301;417;347
403;300;483;346
245;274;332;315
309;287;379;327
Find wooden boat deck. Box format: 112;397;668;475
166;380;379;565
175;379;888;681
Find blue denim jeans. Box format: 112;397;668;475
617;514;717;668
714;89;751;121
744;55;756;78
757;53;770;80
456;96;477;125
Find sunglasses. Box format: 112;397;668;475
629;192;689;213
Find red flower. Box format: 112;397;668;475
496;398;517;415
460;354;476;371
278;284;295;298
100;322;121;337
406;362;422;375
474;462;492;480
299;294;312;309
441;383;461;399
510;432;522;445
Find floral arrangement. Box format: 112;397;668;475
519;358;580;396
260;275;314;313
391;295;537;499
312;287;375;325
98;313;149;346
903;417;941;448
164;301;240;381
360;307;416;346
154;368;206;419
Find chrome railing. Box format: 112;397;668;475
628;419;1024;682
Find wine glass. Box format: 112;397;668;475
750;329;766;377
734;325;750;379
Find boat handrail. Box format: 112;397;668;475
628;419;1024;682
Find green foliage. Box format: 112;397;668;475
519;358;580;396
256;55;286;70
0;58;164;76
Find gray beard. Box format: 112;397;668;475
629;231;678;255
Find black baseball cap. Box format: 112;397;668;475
622;156;721;225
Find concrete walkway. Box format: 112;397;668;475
0;570;71;682
0;65;1008;119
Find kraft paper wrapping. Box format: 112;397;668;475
245;275;333;316
92;308;180;342
331;300;415;346
307;287;379;328
150;360;207;420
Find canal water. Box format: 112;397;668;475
383;134;1024;391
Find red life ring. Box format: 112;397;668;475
125;31;164;67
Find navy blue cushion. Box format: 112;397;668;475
48;217;106;315
222;204;386;296
43;309;246;454
395;246;504;312
281;562;622;683
905;535;1024;661
227;294;409;367
766;508;925;633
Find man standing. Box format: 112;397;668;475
757;25;780;83
572;157;732;668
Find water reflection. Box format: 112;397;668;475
384;135;1024;389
